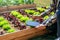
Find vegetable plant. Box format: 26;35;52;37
44;16;49;20
50;12;54;16
0;17;5;21
20;16;29;22
7;29;15;33
17;15;23;19
11;11;32;22
0;16;16;34
37;7;45;12
11;11;20;17
25;9;41;16
2;24;11;30
0;20;9;27
46;6;50;9
33;12;40;16
25;9;35;15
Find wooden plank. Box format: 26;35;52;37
0;26;47;40
8;4;36;11
14;29;47;40
0;7;7;12
0;4;36;12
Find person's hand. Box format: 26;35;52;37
35;24;46;30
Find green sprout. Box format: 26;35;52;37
2;24;11;30
46;6;50;9
17;14;23;19
44;16;49;20
25;9;35;15
0;20;9;27
0;17;4;22
11;11;20;17
20;16;29;22
50;12;54;15
33;12;40;16
11;11;32;23
37;7;45;12
7;29;15;33
25;9;30;13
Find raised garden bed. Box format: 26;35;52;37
0;4;56;40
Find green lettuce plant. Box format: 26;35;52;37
37;7;45;12
44;16;49;20
0;20;9;27
7;29;15;33
50;12;54;16
0;17;5;21
33;12;40;16
25;9;35;15
20;16;29;22
2;24;11;30
11;11;32;23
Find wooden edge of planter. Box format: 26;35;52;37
0;7;8;12
0;26;47;40
8;4;36;10
0;4;36;12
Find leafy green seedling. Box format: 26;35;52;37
17;14;23;19
20;17;26;22
25;9;35;15
25;9;30;13
33;12;40;16
28;10;35;15
0;17;4;21
7;29;15;33
11;11;20;17
44;16;49;20
37;7;45;12
20;16;29;22
2;24;11;30
50;12;54;15
37;7;41;10
46;6;50;9
25;17;30;21
40;8;45;12
0;20;9;27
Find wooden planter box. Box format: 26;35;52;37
0;4;47;40
0;27;47;40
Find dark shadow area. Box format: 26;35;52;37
29;22;57;40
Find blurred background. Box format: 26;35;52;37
34;0;51;7
0;0;51;7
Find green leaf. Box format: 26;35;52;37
37;7;45;12
50;12;54;15
2;24;11;30
7;29;15;33
17;15;23;19
11;11;20;17
44;16;49;20
20;16;29;22
33;12;40;15
0;17;4;21
0;20;9;26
